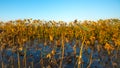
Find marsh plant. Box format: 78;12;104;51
0;19;120;68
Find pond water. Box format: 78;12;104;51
0;42;120;68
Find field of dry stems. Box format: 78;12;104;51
0;19;120;68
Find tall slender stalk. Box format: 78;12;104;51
59;33;64;68
1;51;4;68
78;36;85;68
11;52;14;68
24;48;27;68
12;35;15;68
17;51;20;68
2;61;4;68
73;44;76;68
87;50;93;68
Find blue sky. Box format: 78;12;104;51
0;0;120;22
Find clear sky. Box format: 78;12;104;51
0;0;120;22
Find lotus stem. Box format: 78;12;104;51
59;33;64;68
17;51;20;68
24;48;27;68
78;36;85;68
87;50;93;68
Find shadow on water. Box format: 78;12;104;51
0;41;120;68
